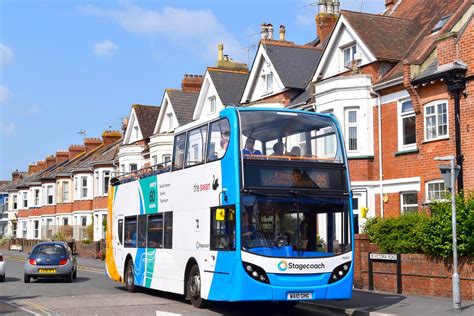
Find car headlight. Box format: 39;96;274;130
242;262;270;284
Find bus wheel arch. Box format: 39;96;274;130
185;261;208;308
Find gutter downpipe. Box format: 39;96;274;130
377;92;384;218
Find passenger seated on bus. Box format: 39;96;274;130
289;146;301;157
271;142;285;157
217;132;229;159
242;138;262;156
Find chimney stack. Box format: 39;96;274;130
28;164;39;175
316;0;339;45
181;74;204;92
102;130;122;145
68;145;86;160
37;160;47;172
279;25;286;41
84;137;102;152
12;169;26;181
45;155;57;168
56;151;69;164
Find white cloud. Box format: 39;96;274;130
94;40;119;56
0;85;12;103
0;121;16;136
0;44;14;68
79;4;245;61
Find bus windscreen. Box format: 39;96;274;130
239;111;343;162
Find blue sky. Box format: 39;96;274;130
0;0;384;179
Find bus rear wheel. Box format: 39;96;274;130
187;264;208;308
125;260;136;293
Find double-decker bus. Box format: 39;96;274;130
106;107;353;307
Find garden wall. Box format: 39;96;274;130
354;234;473;300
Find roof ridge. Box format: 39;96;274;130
207;67;249;74
261;40;324;51
341;9;413;22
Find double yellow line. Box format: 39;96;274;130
21;300;54;315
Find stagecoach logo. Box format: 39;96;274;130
278;260;288;271
277;260;325;271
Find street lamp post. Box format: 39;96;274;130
434;156;461;312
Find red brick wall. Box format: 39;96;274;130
348;159;375;181
354;235;473;300
93;197;107;209
73;200;93;211
56;203;73;214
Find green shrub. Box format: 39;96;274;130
365;212;429;254
420;193;474;258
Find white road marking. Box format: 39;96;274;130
155;311;183;316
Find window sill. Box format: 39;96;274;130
348;155;375;160
422;136;449;144
395;148;419;156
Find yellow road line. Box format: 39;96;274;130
5;255;104;274
22;300;53;315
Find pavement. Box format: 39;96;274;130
2;248;473;316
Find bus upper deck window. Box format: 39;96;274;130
172;133;186;170
207;119;230;162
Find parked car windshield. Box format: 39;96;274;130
33;244;66;255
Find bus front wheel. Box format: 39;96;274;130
187;264;208;308
125;260;136;293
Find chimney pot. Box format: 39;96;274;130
261;23;269;40
279;25;286;41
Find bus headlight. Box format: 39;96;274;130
328;261;351;284
242;262;270;284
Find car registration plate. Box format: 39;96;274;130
38;269;56;273
287;292;312;300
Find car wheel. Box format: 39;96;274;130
187;264;208;308
0;274;5;282
125;260;135;292
66;270;74;283
24;274;30;283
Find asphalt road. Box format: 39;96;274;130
0;257;341;316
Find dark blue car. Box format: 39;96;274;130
24;242;77;283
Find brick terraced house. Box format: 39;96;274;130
310;0;474;230
8;131;121;241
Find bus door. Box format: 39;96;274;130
115;214;125;277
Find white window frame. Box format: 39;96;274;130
425;180;448;203
46;185;54;205
163;154;171;163
62;182;69;202
12;194;17;210
81;176;88;199
342;43;357;68
209;96;216;114
397;98;417;151
22;192;28;208
344;107;359;152
103;171;110;195
167;113;174;131
129;164;137;172
400;191;418;213
152;155;158;165
424;100;448;141
261;62;273;95
34;189;40;206
94;171;99;196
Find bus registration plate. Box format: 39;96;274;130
287;292;312;300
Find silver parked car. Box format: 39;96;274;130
24;242;77;283
0;253;5;282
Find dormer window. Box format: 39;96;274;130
432;15;450;33
134;126;139;139
343;44;357;68
167;113;174;131
261;62;273;95
209;96;216;113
